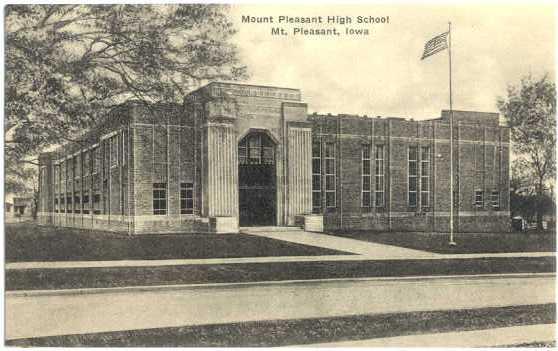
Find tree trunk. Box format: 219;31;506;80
536;177;545;231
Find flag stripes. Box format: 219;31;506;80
421;31;449;60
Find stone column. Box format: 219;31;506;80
286;125;312;225
203;119;239;232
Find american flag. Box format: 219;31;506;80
421;31;449;60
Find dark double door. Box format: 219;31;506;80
238;132;276;226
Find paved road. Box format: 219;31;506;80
6;274;555;340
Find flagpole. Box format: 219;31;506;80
448;21;456;246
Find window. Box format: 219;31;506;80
66;192;72;213
60;195;65;213
153;183;167;215
312;141;322;213
474;190;484;208
72;156;78;180
238;133;274;165
490;191;500;209
83;151;90;176
180;183;194;214
103;142;110;178
375;145;385;207
91;147;100;174
110;135;119;168
420;146;430;208
74;191;81;213
362;145;372;207
408;146;418;207
324;143;336;208
122;130;128;166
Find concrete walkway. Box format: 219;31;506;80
242;227;438;257
303;323;556;347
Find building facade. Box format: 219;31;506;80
37;82;511;234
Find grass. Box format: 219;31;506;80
6;256;554;290
6;304;555;347
5;223;348;262
330;230;556;254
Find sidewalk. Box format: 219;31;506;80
302;323;556;347
6;275;554;340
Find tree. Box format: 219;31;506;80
5;4;248;190
498;74;556;230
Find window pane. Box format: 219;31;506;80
326;175;335;190
409;178;418;192
421;177;429;191
409;147;418;161
312;175;321;191
312;159;321;173
409;192;417;207
375;145;384;159
409;161;418;176
326;159;335;174
375;192;384;207
362;192;371;207
325;143;335;158
362;160;370;175
326;192;335;207
362;146;370;159
312;141;321;157
312;192;321;209
421;193;429;207
362;176;371;191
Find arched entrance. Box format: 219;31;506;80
238;132;276;226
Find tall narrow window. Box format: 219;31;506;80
375;145;385;207
408;146;418;207
73;156;78;180
420;146;430;208
122;130;128;166
153;183;167;215
110;135;118;167
474;190;484;208
362;145;372;207
324;143;336;208
312;141;322;213
180;182;194;214
83;151;90;176
82;190;90;214
490;190;499;209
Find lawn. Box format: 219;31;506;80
7;304;554;346
6;256;554;290
330;230;556;254
5;223;348;263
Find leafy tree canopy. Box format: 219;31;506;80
5;4;247;192
498;74;556;187
498;74;556;229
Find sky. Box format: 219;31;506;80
229;4;555;120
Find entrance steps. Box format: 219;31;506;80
240;226;303;233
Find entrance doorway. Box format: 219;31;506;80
238;132;276;226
